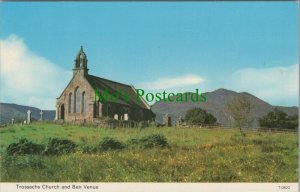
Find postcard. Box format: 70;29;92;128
0;1;298;192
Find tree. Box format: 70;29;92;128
259;108;298;130
227;95;253;134
185;108;217;124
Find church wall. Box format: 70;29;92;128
56;72;95;123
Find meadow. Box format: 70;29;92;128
0;122;298;182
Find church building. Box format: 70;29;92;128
56;47;155;123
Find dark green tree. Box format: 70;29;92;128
185;108;217;124
259;108;298;130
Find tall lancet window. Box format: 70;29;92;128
68;93;73;113
74;87;81;113
82;92;87;112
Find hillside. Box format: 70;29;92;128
0;103;55;125
152;88;299;127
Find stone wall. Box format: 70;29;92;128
56;72;94;123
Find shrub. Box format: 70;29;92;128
97;137;125;151
1;155;46;171
259;108;298;129
185;108;217;124
6;138;44;155
16;156;46;169
43;138;77;155
128;134;169;149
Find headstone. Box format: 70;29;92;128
27;110;31;124
11;118;14;124
124;113;129;121
40;110;43;121
55;105;58;120
24;120;26;124
114;114;118;120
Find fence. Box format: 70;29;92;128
178;122;298;134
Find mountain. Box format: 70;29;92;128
0;103;55;125
1;89;298;128
151;88;299;127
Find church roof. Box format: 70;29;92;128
86;75;150;110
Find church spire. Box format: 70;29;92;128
73;46;89;76
75;46;88;68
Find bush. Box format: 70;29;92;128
43;138;77;155
259;108;298;129
1;155;46;170
128;134;169;149
97;137;125;151
185;108;217;124
6;138;44;155
16;156;46;169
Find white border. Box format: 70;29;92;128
0;183;299;192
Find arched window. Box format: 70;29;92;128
74;87;81;113
82;92;87;112
68;93;73;113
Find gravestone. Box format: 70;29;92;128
124;113;129;121
40;110;43;121
11;118;14;124
27;110;31;124
114;114;118;120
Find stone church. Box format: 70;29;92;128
56;47;155;123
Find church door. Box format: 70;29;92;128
60;104;65;120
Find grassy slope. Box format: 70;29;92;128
0;122;298;182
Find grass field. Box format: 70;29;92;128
0;122;298;182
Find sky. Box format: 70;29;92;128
0;2;298;110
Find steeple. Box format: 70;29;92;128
73;46;89;76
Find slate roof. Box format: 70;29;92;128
86;75;150;109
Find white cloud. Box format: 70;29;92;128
0;34;71;109
227;64;299;106
138;74;205;91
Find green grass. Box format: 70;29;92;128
0;122;298;182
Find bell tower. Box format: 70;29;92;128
73;46;89;76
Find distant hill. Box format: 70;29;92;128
151;88;299;127
1;89;298;127
0;103;55;125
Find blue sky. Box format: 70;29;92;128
0;2;298;109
